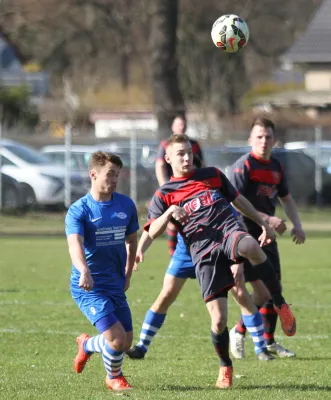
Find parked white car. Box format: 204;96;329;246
0;139;86;206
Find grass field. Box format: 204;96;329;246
0;231;330;399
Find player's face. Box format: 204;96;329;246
90;162;121;195
171;117;186;135
249;125;274;160
165;141;193;177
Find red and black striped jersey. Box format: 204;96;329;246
156;138;204;181
145;167;240;264
228;151;289;234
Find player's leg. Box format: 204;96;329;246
166;221;178;256
127;272;188;359
73;293;133;390
229;264;273;361
197;250;234;389
252;244;296;358
236;234;296;337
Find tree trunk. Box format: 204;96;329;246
150;0;185;139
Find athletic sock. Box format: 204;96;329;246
252;259;285;307
84;334;105;354
235;317;247;335
167;228;178;256
242;312;266;355
211;328;232;367
260;300;278;345
136;309;166;353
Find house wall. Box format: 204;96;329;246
305;64;331;91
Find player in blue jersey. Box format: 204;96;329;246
127;164;273;362
65;151;139;392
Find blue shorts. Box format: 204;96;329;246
71;289;132;333
166;258;196;279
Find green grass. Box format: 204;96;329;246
0;234;330;399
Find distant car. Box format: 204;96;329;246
40;145;158;201
1;173;22;210
204;146;331;204
284;141;331;172
0;140;86;207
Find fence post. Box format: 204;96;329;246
64;123;72;208
314;125;323;207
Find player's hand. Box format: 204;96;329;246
258;225;276;247
79;271;94;292
133;250;144;271
291;226;305;244
269;216;287;235
171;206;189;225
231;263;244;286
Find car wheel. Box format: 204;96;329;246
3;186;19;209
20;184;37;209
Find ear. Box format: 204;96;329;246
89;169;97;180
248;136;252;146
164;153;171;164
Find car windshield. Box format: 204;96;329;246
5;144;51;165
303;148;331;168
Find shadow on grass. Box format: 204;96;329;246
240;384;331;391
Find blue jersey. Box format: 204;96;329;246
65;192;139;295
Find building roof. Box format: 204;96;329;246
283;0;331;63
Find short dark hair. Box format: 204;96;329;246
251;118;275;132
166;133;190;150
88;151;123;170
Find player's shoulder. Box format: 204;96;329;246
269;154;284;171
194;166;220;178
113;192;136;209
232;152;251;168
66;194;90;219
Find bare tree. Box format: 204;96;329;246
150;0;185;139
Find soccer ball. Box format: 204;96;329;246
211;14;249;53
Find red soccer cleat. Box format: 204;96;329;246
105;375;133;391
74;333;91;373
215;366;233;389
274;303;296;336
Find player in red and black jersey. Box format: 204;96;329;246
228;118;305;359
155;115;204;256
145;134;296;389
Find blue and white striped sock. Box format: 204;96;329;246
84;334;124;378
136;309;166;353
84;334;105;354
102;342;124;379
242;312;266;355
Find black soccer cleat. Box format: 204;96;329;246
126;345;145;359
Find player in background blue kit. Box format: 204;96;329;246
65;151;139;391
127;163;274;362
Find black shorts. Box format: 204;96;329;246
196;231;248;302
244;240;281;282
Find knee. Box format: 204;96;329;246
211;315;227;334
238;237;262;262
106;333;127;352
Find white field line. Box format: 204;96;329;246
1;300;331;310
0;327;329;341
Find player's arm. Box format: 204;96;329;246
217;168;275;245
148;205;188;239
67;234;94;291
279;194;305;244
232;194;274;241
125;232;138;290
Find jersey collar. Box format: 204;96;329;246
250;151;271;164
170;170;195;181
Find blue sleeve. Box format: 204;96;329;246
126;201;140;236
65;203;85;237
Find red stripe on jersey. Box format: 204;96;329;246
155;190;166;202
192;142;199;154
249;169;281;185
244;160;251;170
163;177;222;206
